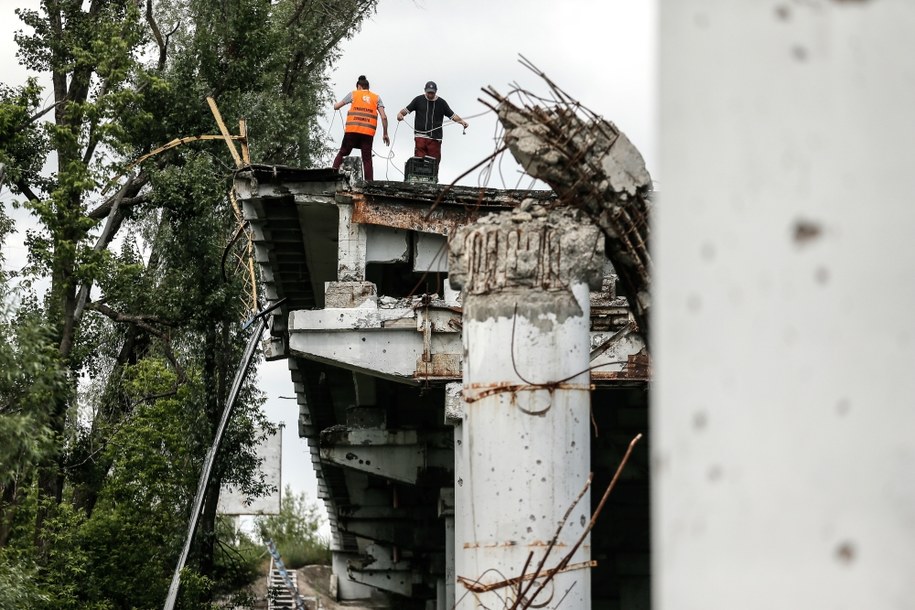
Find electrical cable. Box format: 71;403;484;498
323;109;338;142
371;119;402;181
329;99;540;188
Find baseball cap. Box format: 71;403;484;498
424;81;437;93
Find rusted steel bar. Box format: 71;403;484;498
461;382;594;404
457;560;597;594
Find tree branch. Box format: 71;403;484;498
300;2;377;79
12;180;41;203
47;0;68;118
27;99;65;125
65;0;105;118
146;0;167;71
85;300;185;384
82;80;109;167
85;302;170;334
72;174;139;326
87;173;148;219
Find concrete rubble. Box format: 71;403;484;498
484;86;654;345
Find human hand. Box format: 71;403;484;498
383;134;390;146
396;113;404;122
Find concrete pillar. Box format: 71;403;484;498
446;382;466;610
449;206;604;609
443;515;455;610
439;486;456;610
331;551;374;601
657;3;915;609
336;198;366;281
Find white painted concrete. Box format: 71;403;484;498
337;203;366;281
331;552;374;601
365;225;409;264
656;2;915;609
288;330;433;380
451;381;468;610
414;232;449;274
290;307;415;330
288;306;463;381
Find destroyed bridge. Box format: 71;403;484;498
234;154;651;609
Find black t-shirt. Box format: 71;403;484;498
405;95;455;141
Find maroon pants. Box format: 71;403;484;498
333;131;375;181
414;137;442;163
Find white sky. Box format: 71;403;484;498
1;0;658;529
323;0;658;186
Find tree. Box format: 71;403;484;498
257;485;330;568
1;0;378;606
0;203;68;546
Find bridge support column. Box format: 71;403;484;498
449;206;604;609
446;382;465;610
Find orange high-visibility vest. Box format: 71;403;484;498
345;90;379;136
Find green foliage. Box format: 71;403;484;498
0;303;67;489
145;153;241;329
102;360;207;507
76;504;178;608
256;485;330;568
211;516;265;597
0;79;50;195
0;0;379;605
31;500;96;610
0;548;52;608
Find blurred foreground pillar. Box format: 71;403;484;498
656;2;915;609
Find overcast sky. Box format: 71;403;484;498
324;0;658;186
1;0;658;526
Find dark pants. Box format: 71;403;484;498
414;137;442;163
333;131;375;181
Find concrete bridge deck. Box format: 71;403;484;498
234;162;650;609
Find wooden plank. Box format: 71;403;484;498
206;96;243;168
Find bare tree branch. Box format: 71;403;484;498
27;99;65;125
84;300;185;385
85;302;170;334
12;180;41;203
87;173;148;219
72;174;139;326
146;0;167;71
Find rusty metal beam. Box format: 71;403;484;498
591;353;652;382
351;194;499;235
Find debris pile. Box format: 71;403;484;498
483;62;653;345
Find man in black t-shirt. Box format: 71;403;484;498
396;81;468;165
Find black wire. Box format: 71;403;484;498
220;220;249;282
510;302;639;388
